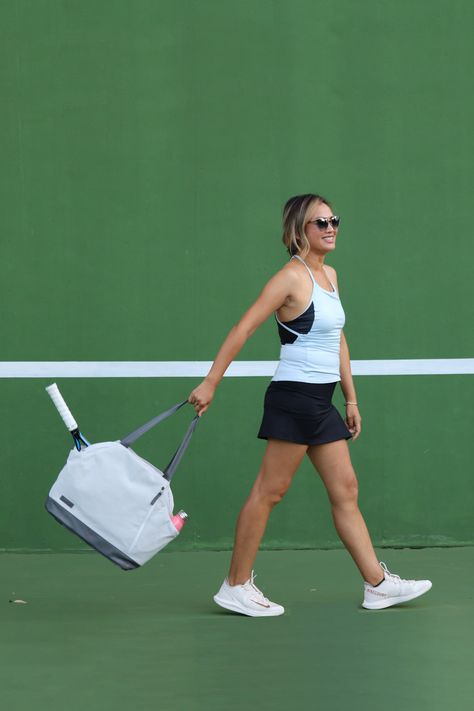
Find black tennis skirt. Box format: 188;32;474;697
257;380;352;446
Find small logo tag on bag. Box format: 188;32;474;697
60;495;74;508
150;486;166;505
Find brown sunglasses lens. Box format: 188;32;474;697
315;217;340;229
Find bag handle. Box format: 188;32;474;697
162;415;199;482
120;400;200;482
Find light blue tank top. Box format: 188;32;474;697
271;254;346;384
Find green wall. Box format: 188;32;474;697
1;0;473;551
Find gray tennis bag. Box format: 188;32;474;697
45;400;199;570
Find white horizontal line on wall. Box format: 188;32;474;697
0;359;473;378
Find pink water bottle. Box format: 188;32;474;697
170;510;188;532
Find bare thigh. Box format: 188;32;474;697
251;438;308;500
306;439;358;506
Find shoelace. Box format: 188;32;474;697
245;570;270;604
380;561;415;584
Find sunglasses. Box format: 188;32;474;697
307;216;340;230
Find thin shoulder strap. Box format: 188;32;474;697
290;254;316;285
322;265;337;293
120;400;199;482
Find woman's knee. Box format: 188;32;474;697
249;439;306;507
331;473;359;507
251;473;292;507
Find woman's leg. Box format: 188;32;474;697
306;439;384;585
227;439;308;585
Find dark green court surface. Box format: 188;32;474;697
0;547;472;711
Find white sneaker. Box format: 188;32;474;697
213;570;285;617
362;561;432;610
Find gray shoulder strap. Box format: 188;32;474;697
162;415;199;482
120;400;199;482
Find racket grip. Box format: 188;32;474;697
46;383;78;432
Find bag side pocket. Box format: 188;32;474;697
127;494;179;565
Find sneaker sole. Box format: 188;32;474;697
362;581;432;610
213;594;285;617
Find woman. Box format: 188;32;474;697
188;193;432;617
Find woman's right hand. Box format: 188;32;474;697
188;378;216;417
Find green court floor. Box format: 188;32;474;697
0;547;472;711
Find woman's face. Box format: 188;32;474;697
304;201;339;254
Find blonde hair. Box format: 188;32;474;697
282;193;333;258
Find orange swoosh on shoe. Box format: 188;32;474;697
251;599;270;608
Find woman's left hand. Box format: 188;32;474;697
345;404;361;441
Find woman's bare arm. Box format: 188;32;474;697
327;265;361;440
339;330;357;404
188;267;298;415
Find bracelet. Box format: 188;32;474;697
345;401;358;406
